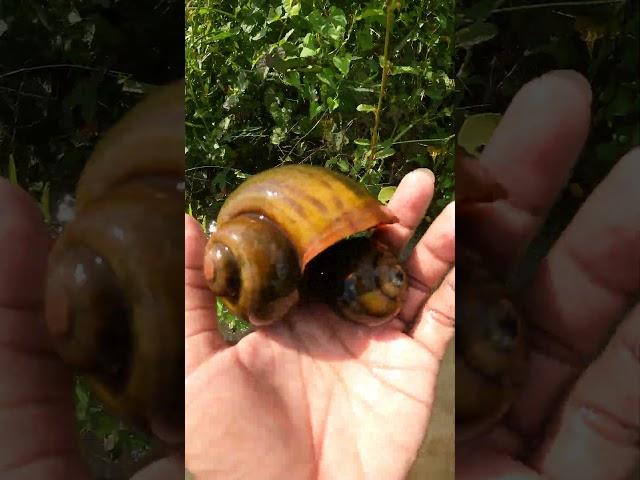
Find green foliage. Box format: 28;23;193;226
0;0;183;217
75;378;151;463
186;0;456;224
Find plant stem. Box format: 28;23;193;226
368;0;396;167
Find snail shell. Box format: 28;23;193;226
44;81;185;443
204;165;408;327
456;153;528;441
456;246;527;441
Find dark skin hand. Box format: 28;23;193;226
185;170;455;479
457;70;639;479
0;180;183;479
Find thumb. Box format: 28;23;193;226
185;214;225;377
0;179;90;479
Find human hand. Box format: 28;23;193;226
184;169;455;480
0;178;183;480
456;70;639;479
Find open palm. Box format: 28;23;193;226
457;71;639;480
185;169;455;480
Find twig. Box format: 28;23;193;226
0;64;129;81
281;113;326;164
393;135;454;145
493;0;625;13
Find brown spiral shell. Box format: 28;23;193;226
44;81;185;443
204;165;407;327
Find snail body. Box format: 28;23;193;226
204;165;408;327
44;81;185;443
456;153;528;441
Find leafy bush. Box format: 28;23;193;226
186;0;456;225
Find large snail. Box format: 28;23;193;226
455;152;528;441
204;165;409;327
44;81;185;443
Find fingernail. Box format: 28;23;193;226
415;168;435;181
542;70;593;105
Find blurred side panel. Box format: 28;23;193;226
0;1;184;479
455;0;638;479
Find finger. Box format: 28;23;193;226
398;201;455;324
510;149;640;434
410;268;455;361
456;449;538;480
459;70;592;270
375;168;435;254
185;214;225;376
526;148;640;354
0;179;88;478
0;179;51;307
531;303;640;480
405;201;455;292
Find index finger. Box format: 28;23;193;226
459;70;593;271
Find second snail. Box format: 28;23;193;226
204;165;409;328
455;153;529;441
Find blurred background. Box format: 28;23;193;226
0;1;183;478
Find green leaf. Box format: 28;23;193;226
374;146;395;160
329;7;347;28
333;54;352;76
356;104;377;113
270;126;287;145
356;8;385;21
300;46;317;57
354;138;371;146
356;29;374;51
8;154;18;185
456;22;498;49
316;68;336;89
309;101;324;119
337;158;350;172
391;65;420;75
458;113;502;157
307;10;325;33
378;186;397;204
327;96;339;111
208;30;235;42
283;70;301;88
282;0;301;17
40;182;51;223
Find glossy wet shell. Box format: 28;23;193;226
75;80;185;209
455;245;527;441
46;81;185;437
217;165;398;267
